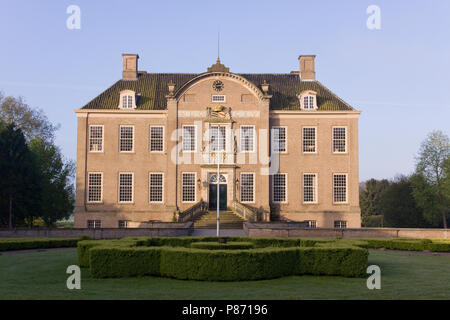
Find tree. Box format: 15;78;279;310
0;92;59;143
360;178;390;226
381;176;429;228
0;124;40;228
29;137;75;227
411;130;450;228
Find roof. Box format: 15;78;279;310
81;72;355;111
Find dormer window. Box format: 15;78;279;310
118;90;137;109
122;95;133;109
299;91;317;110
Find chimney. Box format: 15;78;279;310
122;53;139;80
298;55;316;81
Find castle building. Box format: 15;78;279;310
74;53;361;228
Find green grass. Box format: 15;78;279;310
1;248;449;299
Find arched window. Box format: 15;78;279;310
209;174;227;184
299;91;317;110
118;90;136;109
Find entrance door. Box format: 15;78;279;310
209;184;227;210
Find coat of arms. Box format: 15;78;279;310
206;105;232;121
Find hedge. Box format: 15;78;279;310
190;242;254;250
81;236;368;280
0;237;90;252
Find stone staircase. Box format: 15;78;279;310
193;210;245;229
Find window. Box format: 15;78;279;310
87;173;103;203
273;173;287;203
303;173;317;203
89;125;103;152
209;126;226;152
303;95;315;110
333;174;348;203
182;126;196;152
212;95;226;103
334;220;347;229
119;126;134;152
122;95;134;109
240;126;255;152
182;173;196;202
118;220;128;228
150;126;164;152
87;220;101;229
240;173;255;203
272;127;286;153
119;173;133;203
149;173;163;203
306;220;317;228
332;127;347;153
302;127;316;153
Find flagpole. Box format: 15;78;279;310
216;150;220;237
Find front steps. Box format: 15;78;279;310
193;210;245;229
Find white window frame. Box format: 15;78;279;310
118;172;134;203
334;220;347;229
87;172;103;203
333;173;348;204
118;90;136;110
332;126;347;154
272;173;288;203
302;126;317;154
299;91;317;110
89;125;104;153
303;173;318;204
271;126;287;153
306;220;317;228
181;172;197;203
182;125;197;152
240;125;255;153
118;220;129;228
150;126;164;153
240;172;255;203
149;173;164;203
87;220;101;229
119;125;135;153
211;95;226;103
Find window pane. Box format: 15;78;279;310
182;173;196;202
150;126;164;152
182;126;196;151
272;127;286;152
119;173;133;202
333;127;346;153
240;126;254;152
333;174;347;203
149;173;163;202
89;126;103;152
240;173;254;202
88;173;102;202
303;174;317;203
303;127;316;153
120;126;134;152
273;174;286;202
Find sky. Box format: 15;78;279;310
0;0;449;181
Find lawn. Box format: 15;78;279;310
0;248;449;299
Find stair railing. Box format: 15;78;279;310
231;200;259;222
177;200;208;222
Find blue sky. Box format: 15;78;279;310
0;0;449;181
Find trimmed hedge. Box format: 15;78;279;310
80;236;368;280
190;242;254;250
0;237;85;252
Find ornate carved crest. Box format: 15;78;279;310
206;106;232;122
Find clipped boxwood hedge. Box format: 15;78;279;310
80;236;368;280
190;241;254;250
0;236;90;252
